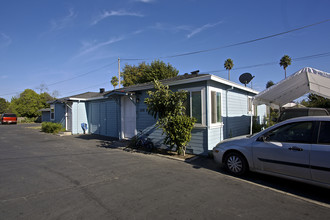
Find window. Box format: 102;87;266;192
264;122;313;144
50;105;55;120
183;88;204;124
211;91;221;123
318;121;330;145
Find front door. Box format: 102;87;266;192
121;96;136;139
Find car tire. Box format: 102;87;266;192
224;152;248;176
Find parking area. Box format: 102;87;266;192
0;124;330;219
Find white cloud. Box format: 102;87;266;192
74;29;143;59
91;10;144;25
1;75;8;79
50;8;77;31
0;33;12;48
152;22;191;33
77;37;124;57
136;0;155;3
187;21;223;38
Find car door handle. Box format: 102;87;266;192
288;146;303;151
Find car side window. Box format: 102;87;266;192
264;122;313;143
318;121;330;145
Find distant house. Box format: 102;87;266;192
49;73;266;155
39;108;51;122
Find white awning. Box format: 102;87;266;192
253;67;330;107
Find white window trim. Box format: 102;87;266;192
50;104;55;121
180;87;206;126
208;87;224;128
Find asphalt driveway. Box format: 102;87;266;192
1;124;330;219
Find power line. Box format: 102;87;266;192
121;18;330;61
201;51;330;74
47;61;117;86
60;82;110;97
0;61;117;97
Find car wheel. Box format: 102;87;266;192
224;152;248;176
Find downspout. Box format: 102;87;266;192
250;98;253;135
77;101;79;134
225;86;234;139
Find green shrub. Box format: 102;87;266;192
41;122;64;134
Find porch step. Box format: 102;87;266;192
58;131;72;136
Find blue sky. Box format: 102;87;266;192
1;0;330;101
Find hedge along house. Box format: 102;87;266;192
49;73;266;155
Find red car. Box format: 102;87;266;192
1;113;17;124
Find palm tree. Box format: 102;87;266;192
111;76;119;89
224;58;234;80
279;55;292;78
266;80;274;89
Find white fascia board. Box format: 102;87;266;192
68;97;105;101
210;75;259;94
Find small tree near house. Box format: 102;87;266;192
144;80;196;156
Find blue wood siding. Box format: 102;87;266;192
89;102;100;134
87;99;120;138
105;100;120;138
41;111;50;122
54;103;65;128
136;91;157;131
72;102;88;135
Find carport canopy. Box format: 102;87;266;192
253;67;330;108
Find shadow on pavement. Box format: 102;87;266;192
188;156;330;205
74;134;129;149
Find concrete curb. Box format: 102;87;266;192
122;147;199;163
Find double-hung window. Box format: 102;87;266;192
50;105;55;120
211;91;222;124
183;88;204;125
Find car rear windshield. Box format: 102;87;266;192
3;114;17;117
278;110;307;122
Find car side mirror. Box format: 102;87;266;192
257;135;269;142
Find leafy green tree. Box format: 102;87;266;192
122;60;179;87
40;92;55;109
266;80;274;88
145;80;196;156
301;94;330;108
279;55;292;78
10;89;41;117
9;89;54;118
224;58;234;80
0;98;9;114
111;76;119;89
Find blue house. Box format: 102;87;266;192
50;73;266;155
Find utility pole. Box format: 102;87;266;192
118;57;121;88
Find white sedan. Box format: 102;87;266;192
213;116;330;188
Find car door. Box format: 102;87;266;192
253;121;313;179
310;121;330;184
